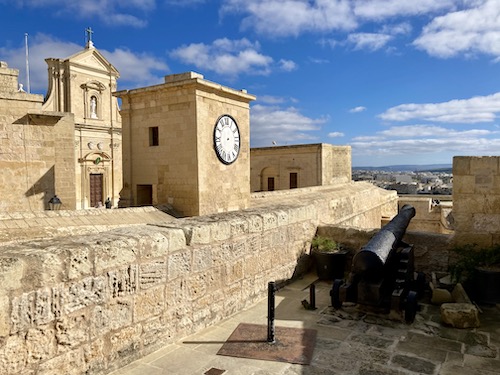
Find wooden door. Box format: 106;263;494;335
90;173;103;207
290;172;298;189
267;177;275;191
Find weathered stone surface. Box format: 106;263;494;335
26;327;57;363
37;348;85;375
83;339;106;374
0;334;27;374
167;249;191;280
192;246;213;273
63;276;107;314
90;299;133;337
451;283;472;303
108;266;138;297
109;324;142;361
441;303;480;328
67;245;93;280
139;261;166;290
0;257;24;291
431;288;453;305
133;286;165;321
391;353;437;374
55;313;88;350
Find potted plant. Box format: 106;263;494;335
449;243;500;304
311;236;349;280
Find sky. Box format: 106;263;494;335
1;0;500;167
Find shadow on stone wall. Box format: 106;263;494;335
24;165;55;209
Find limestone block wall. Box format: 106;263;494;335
0;62;76;212
250;143;351;192
317;226;453;277
452;156;500;247
0;182;395;375
398;196;454;234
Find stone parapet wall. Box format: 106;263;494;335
317;226;453;277
398;196;453;234
453;156;500;247
0;183;396;374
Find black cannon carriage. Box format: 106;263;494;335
330;204;424;323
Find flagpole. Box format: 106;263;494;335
25;33;31;93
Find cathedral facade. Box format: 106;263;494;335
0;39;122;211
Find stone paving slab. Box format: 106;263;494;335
111;277;500;375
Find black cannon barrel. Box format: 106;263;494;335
351;204;416;281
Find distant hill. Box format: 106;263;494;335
353;164;452;173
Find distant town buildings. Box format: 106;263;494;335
352;169;453;195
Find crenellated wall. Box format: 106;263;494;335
0;183;396;374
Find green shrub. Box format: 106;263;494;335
449;244;500;283
311;236;341;253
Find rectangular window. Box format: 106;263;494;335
149;126;159;146
290;172;298;189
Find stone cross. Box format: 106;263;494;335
86;27;93;43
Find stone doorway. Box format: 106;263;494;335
90;173;103;207
137;184;153;206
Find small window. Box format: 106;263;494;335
290;172;298;189
149;126;159;146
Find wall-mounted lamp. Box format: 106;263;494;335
48;195;62;210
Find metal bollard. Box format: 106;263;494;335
309;283;316;310
267;281;276;344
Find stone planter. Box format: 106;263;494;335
472;266;500;305
312;248;349;280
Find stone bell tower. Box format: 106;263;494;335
116;72;255;217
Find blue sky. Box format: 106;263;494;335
1;0;500;166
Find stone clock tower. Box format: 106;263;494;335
116;72;255;217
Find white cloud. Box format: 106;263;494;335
257;95;287;104
11;0;153;27
221;0;358;37
101;49;168;88
351;125;500;158
347;33;393;51
379;92;500;123
0;33;167;93
349;106;367;113
379;22;412;36
220;0;458;38
353;0;456;20
171;38;294;78
414;0;500;58
250;104;327;146
328;132;345;138
279;59;298;72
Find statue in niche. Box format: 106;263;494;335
90;96;98;118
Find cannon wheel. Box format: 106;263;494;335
331;279;343;309
405;291;418;323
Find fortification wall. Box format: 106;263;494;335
0;183;396;374
453;156;500;247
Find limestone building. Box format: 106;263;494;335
42;39;122;209
0;38;122;211
0;61;76;212
115;72;255;217
250;143;352;192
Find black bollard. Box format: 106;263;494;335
310;283;316;310
267;281;276;344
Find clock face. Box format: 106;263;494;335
213;115;240;165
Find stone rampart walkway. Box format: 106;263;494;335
110;275;500;375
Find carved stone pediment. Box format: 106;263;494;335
81;81;106;92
